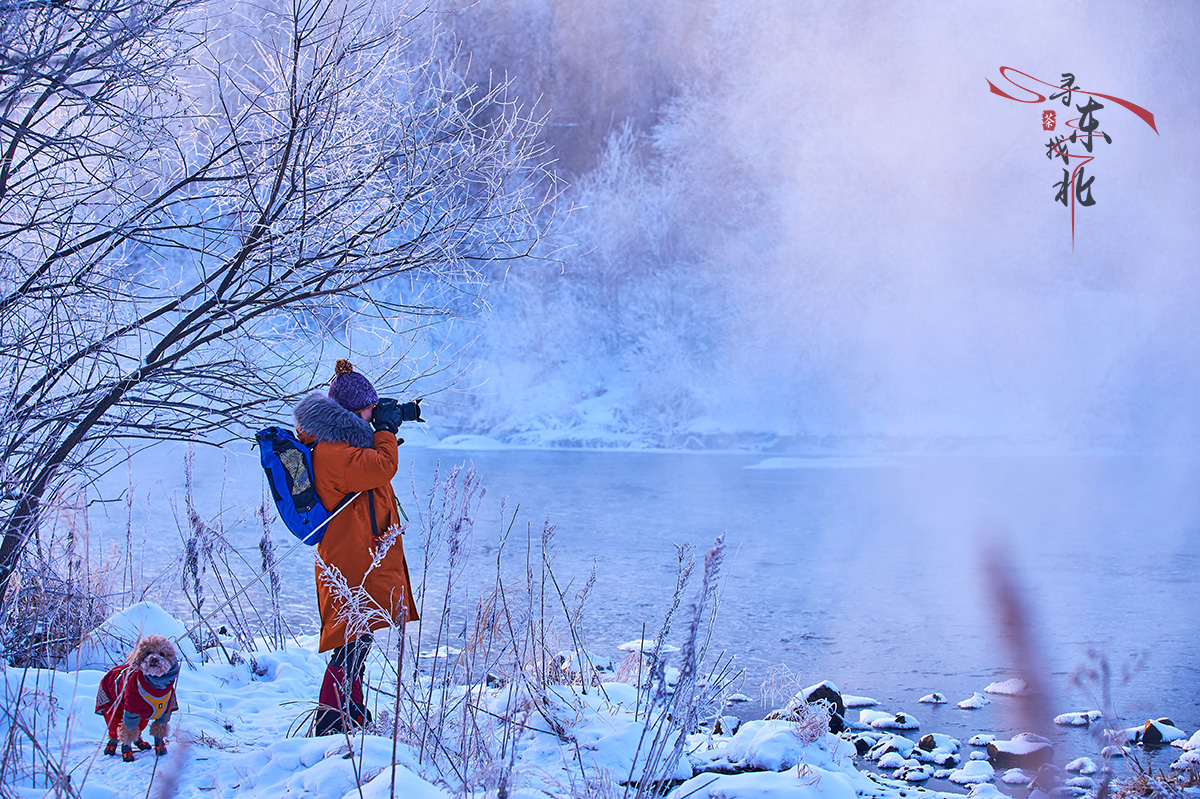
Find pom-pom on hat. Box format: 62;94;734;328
328;359;379;412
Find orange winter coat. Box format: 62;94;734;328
294;392;418;652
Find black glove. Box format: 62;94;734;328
372;398;401;434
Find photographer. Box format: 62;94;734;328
292;359;423;736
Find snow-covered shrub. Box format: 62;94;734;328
0;483;115;668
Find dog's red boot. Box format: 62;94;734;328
121;745;135;763
104;739;117;756
154;738;168;757
134;738;152;751
314;665;347;737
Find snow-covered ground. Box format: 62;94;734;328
0;604;916;799
6;602;1198;799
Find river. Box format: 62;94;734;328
93;443;1200;770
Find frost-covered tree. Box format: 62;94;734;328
0;0;553;591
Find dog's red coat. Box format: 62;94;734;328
95;664;179;739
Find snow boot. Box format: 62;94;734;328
134;738;152;751
104;739;117;756
121;744;135;763
154;736;168;757
314;664;348;736
347;673;372;726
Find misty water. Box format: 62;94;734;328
95;443;1199;770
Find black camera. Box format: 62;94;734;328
372;397;423;433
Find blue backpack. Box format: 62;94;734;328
255;427;352;544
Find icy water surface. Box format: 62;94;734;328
98;446;1200;765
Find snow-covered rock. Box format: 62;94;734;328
957;692;990;709
1141;718;1187;746
670;737;872;799
949;759;996;784
933;751;959;767
986;737;1054;769
64;601;201;670
866;734;916;760
617;638;679;653
969;733;996;746
713;715;741;736
1065;756;1098;775
918;692;946;704
1172;749;1200;773
841;694;878;708
1001;767;1033;784
984;678;1030;696
719;720;851;772
917;732;959;754
556;648;615;679
858;710;918;730
1055;710;1103;726
896;763;934;782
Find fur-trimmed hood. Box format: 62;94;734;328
294;391;375;449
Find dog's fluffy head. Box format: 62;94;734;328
128;634;178;678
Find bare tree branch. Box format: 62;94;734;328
0;0;558;595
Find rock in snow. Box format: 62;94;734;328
842;693;879;708
65;601;201;670
917;732;960;754
1055;710;1104;726
958;692;991;709
1141;718;1187;747
1065;756;1099;775
868;712;919;731
986;737;1055;769
918;692;947;704
949;759;996;784
1172;750;1200;772
617;638;679;653
1001;767;1034;784
984;678;1030;696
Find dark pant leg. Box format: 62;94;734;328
315;634;373;735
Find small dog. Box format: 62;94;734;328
95;634;180;762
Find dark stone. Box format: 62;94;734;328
801;681;847;733
712;716;741;736
854;737;874;756
1029;764;1065;793
1142;718;1181;748
988;739;1055;770
767;681;847;733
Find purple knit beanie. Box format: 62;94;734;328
328;359;378;412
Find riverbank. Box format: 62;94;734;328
4;602;1196;799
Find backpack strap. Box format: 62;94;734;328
322;492;378;536
366;490;379;537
